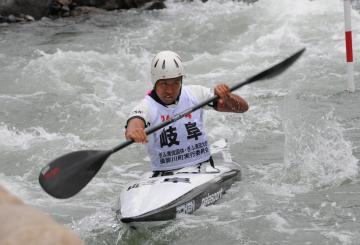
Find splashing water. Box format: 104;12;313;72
1;0;360;244
283;110;358;190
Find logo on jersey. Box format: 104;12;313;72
160;113;192;122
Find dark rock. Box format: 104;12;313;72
73;0;105;7
100;0;121;10
1;0;167;21
237;0;258;3
0;0;50;19
141;0;165;10
69;5;103;16
48;0;77;17
72;0;165;10
0;14;7;22
7;13;14;21
3;13;33;22
23;14;35;20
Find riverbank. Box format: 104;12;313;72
0;0;166;23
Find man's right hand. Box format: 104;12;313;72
125;118;148;144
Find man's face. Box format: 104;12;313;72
155;76;182;105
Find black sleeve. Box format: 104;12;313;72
125;116;147;129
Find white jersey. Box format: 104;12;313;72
128;85;214;171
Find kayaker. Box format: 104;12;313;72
125;50;248;175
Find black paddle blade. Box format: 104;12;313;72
250;48;306;82
229;48;305;92
39;150;112;199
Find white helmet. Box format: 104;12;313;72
151;50;184;85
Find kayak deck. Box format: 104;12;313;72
116;166;241;223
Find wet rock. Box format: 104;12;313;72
72;0;115;9
0;0;50;20
24;13;34;20
0;13;34;22
0;14;7;22
48;0;77;17
0;0;79;19
7;13;15;21
69;5;104;16
141;0;165;10
0;0;166;21
71;0;165;10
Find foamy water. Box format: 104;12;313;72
1;0;360;244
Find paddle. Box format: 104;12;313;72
39;48;305;199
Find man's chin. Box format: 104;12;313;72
162;99;175;105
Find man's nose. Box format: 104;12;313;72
165;85;174;93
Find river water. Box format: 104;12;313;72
1;0;360;244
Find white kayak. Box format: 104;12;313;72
116;164;241;223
